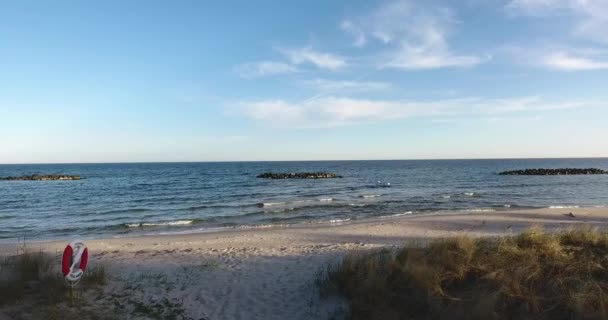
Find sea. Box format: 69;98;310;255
1;159;607;241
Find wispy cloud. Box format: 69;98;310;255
385;45;481;69
240;96;587;128
301;78;392;92
341;0;482;69
543;51;608;70
280;47;347;70
505;45;608;71
233;61;298;78
340;20;366;47
507;0;608;43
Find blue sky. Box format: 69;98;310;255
1;0;607;163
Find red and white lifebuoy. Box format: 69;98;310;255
62;240;88;284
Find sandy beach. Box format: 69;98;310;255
1;207;607;319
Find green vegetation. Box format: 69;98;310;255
0;250;65;305
0;250;113;319
0;250;195;319
320;227;608;320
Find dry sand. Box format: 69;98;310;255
2;207;608;319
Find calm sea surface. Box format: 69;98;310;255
1;159;607;241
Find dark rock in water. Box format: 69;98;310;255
257;172;342;179
499;168;607;176
0;174;82;181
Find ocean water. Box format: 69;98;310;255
0;159;607;241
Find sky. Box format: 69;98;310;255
1;0;607;163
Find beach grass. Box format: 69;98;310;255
0;250;64;305
0;249;114;319
319;227;608;320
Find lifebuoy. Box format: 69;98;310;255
61;240;88;284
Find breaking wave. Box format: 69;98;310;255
360;194;381;198
126;220;194;228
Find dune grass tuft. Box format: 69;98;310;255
0;250;67;306
0;250;110;306
83;264;108;287
320;227;608;320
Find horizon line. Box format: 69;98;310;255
1;156;608;165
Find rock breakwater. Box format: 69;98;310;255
0;174;82;181
256;172;342;179
499;168;607;176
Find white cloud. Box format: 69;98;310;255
341;0;481;69
241;96;587;128
340;20;366;47
234;61;298;78
301;78;392;92
507;0;608;43
506;45;608;70
543;51;608;70
386;45;481;69
281;47;347;70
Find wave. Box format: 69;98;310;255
256;198;335;209
360;194;381;198
390;211;413;217
293;199;315;204
125;220;194;228
549;205;580;209
461;208;495;212
99;208;151;215
464;192;475;196
327;218;351;224
441;195;451;199
369;184;391;189
179;203;255;211
256;202;287;208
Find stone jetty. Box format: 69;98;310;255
257;172;342;179
499;168;607;176
0;174;82;181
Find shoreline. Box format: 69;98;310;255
2;207;608;319
1;205;604;246
3;207;608;253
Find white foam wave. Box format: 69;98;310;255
461;209;495;212
360;194;381;198
126;220;194;228
294;200;314;204
442;195;451;199
549;205;580;209
391;211;413;217
349;203;366;207
262;202;286;207
464;192;475;196
319;198;334;202
327;218;351;224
